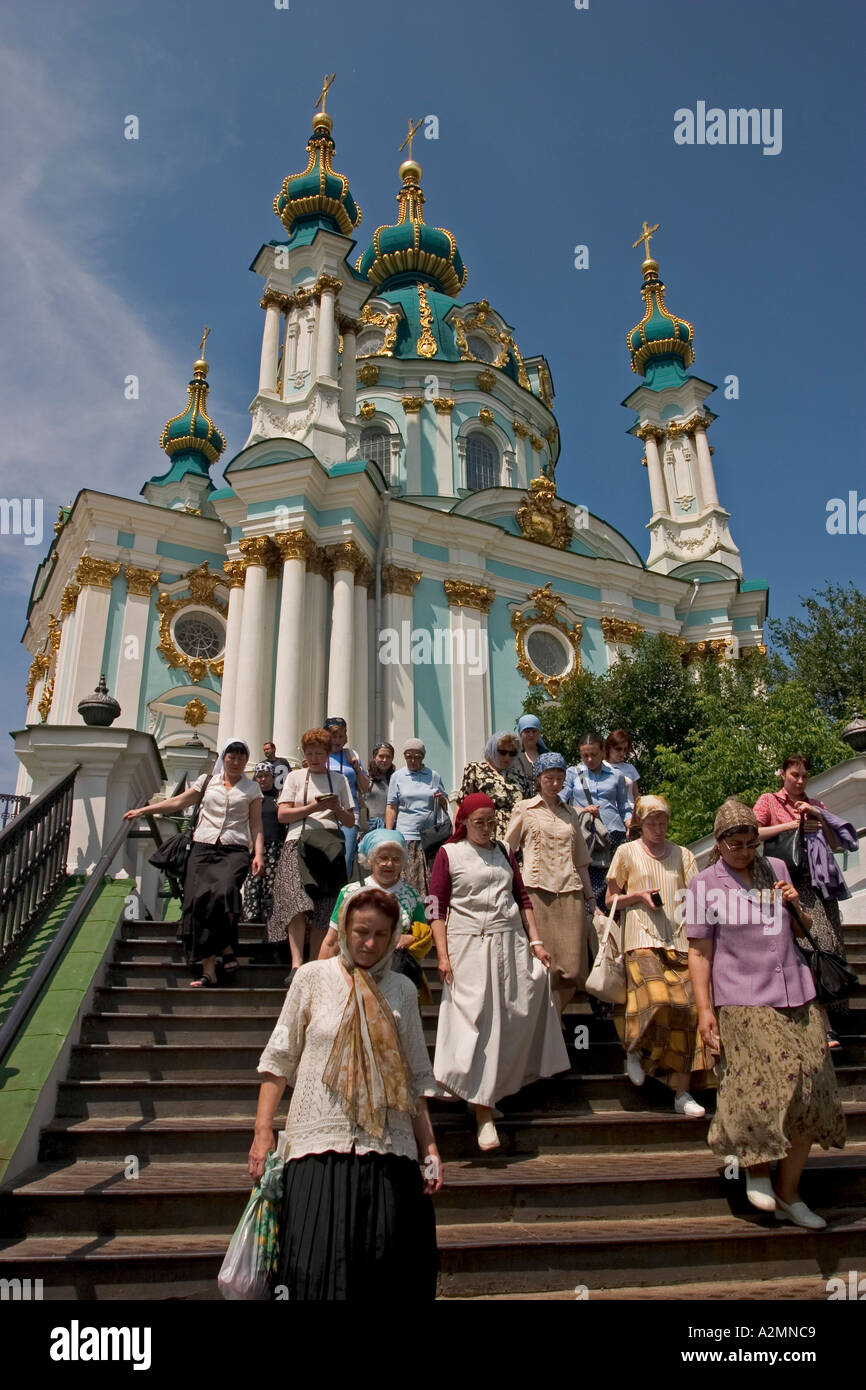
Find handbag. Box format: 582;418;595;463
766;804;806;873
791;903;859;1005
295;769;348;899
148;773;212;889
420;800;453;853
585;896;627;1004
218;1152;285;1300
577;768;612;870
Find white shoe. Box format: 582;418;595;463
773;1194;826;1230
625;1052;645;1087
674;1091;706;1118
477;1120;501;1152
744;1171;777;1212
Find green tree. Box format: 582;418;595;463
769;582;866;720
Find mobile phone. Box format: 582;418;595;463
650;890;663;908
315;793;338;803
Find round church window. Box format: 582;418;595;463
467;333;495;363
173;611;225;661
525;626;572;678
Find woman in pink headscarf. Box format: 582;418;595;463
428;794;569;1151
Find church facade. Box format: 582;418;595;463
15;102;768;797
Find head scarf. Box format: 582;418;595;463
449;792;496;842
484;732;518;766
632;794;670;826
254;761;274;775
403;737;426;756
321;888;416;1139
517;714;549;752
709;798;774;883
324;715;347;729
212;736;250;779
534;751;566;776
359;827;408;863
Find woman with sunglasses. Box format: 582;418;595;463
686;799;845;1229
458;732;529;841
604;729;640;808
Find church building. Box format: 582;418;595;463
15;95;768;797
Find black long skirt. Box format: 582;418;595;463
180;841;250;963
272;1151;438;1301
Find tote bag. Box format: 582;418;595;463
585;895;626;1004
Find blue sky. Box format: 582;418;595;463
0;0;863;789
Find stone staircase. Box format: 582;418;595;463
1;919;866;1300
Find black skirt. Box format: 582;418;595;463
272;1150;438;1301
180;841;250;962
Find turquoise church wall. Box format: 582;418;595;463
581;617;607;675
410;579;452;785
487;596;532;733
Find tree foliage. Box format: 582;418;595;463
769;582;866;720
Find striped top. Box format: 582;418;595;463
606;839;697;952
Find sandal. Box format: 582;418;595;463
827;1031;841;1049
190;974;218;988
220;952;240;974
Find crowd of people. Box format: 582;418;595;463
123;721;857;1299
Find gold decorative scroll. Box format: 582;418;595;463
511;583;582;698
515;475;572;550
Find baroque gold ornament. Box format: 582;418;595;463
443;579;494;612
515;475;573;550
511;584;582;698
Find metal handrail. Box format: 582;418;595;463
0;807;165;1067
0;767;80;964
0;794;30;830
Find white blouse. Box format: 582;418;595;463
279;768;353;843
190;772;262;849
257;957;438;1161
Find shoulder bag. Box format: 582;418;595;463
420;791;453;853
585;895;627;1004
790;901;859;1005
148;773;212;890
764;798;806;873
577;767;612;870
296;769;349;899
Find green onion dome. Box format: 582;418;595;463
356;157;467;298
159;356;226;476
273;111;362;239
628;256;694;382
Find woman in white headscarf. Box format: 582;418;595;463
250;886;442;1300
125;737;264;987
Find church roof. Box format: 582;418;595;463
356;155;467;298
273;110;362;241
627;230;695;389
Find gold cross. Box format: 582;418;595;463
398;117;424;160
198;325;211;358
632;220;660;258
314;73;336;113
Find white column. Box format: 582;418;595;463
693;426;719;507
353;575;369;758
113;589;153;725
403;400;423;493
644;433;668;515
258;299;282;395
448;601;491;791
272;534;311;757
61;568;118;721
50;607;76;724
433;402;454;495
281;320;299;400
383;586;416;755
327;561;356;724
315;288;337;382
232;547;270;753
216;565;246;748
340;321;357;420
303;560;329;738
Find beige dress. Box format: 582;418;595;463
432;839;569;1106
505;796;592;992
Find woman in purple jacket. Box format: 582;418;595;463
686;799;845;1230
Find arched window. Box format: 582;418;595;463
466;434;499;491
360;426;391;481
467;333;495;363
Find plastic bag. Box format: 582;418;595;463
218;1153;285;1300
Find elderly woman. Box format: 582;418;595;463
430;793;569;1151
125;738;264;988
513;714;548;797
686;799;846;1228
754;754;856;1045
385;739;449;898
242;762;286;926
268;728;355;973
250;887;442;1299
505;752;597;1016
319;828;433;998
459;732;530;842
606;795;714;1116
324;716;370;875
365;742;396;832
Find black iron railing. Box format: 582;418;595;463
0;768;78;967
0;794;30;830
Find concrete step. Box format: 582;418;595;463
92;986;288;1016
453;1273;843;1300
105;961;292;988
0;1234;229;1300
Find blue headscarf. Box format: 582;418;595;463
534;751;566;775
517;714;549;753
359;827;408;861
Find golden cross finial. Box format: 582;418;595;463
398;117;424;161
198;325;211;359
314;73;336;113
632;220;660;259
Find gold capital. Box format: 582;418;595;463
124;565;161;597
238;536;280;570
325;540;368;575
223;560;247;589
601;616;644;645
443;579;494;612
382;564;422;596
433;397;455;414
76;556;121;589
274;529;316;563
402;396;425;413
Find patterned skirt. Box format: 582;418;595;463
614;947;717;1092
242;840;282;925
403;840;431;899
266;840;334;943
790;865;849;1019
709;1001;846;1166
